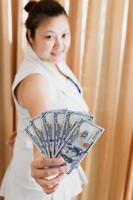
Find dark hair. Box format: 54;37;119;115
24;0;67;43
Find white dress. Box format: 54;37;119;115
0;45;88;200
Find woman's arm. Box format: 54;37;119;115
16;74;67;194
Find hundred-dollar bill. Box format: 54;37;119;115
53;109;68;156
42;109;68;157
25;125;47;155
30;115;50;156
25;108;104;172
56;111;95;156
59;119;104;173
42;111;54;157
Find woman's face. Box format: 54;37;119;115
29;14;71;63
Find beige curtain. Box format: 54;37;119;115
0;0;132;200
0;0;14;180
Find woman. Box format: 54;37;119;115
0;1;88;200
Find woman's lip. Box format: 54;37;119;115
51;51;64;56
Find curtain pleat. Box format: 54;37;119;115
0;0;13;184
67;0;83;79
12;0;23;69
79;0;133;199
0;0;7;185
124;133;133;200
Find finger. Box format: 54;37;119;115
31;156;47;169
8;131;17;140
31;156;68;178
6;131;16;144
36;173;64;188
7;138;15;144
31;154;55;169
45;162;66;169
31;165;63;178
42;156;67;167
56;162;68;174
32;155;67;169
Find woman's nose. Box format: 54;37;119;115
54;37;63;50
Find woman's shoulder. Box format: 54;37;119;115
12;60;51;90
15;73;53;116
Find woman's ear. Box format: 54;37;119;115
27;29;34;45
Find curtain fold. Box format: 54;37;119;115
12;0;23;69
67;0;83;78
0;0;13;184
73;0;133;199
0;0;7;185
124;133;133;200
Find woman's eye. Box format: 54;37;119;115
62;33;69;38
44;35;54;40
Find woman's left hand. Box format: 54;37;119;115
7;131;16;150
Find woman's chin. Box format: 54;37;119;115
50;55;64;63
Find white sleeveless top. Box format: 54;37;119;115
0;45;88;200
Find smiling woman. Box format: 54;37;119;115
0;1;89;200
0;0;133;200
25;1;71;63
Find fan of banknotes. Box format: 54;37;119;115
25;109;105;174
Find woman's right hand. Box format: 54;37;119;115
31;155;67;194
